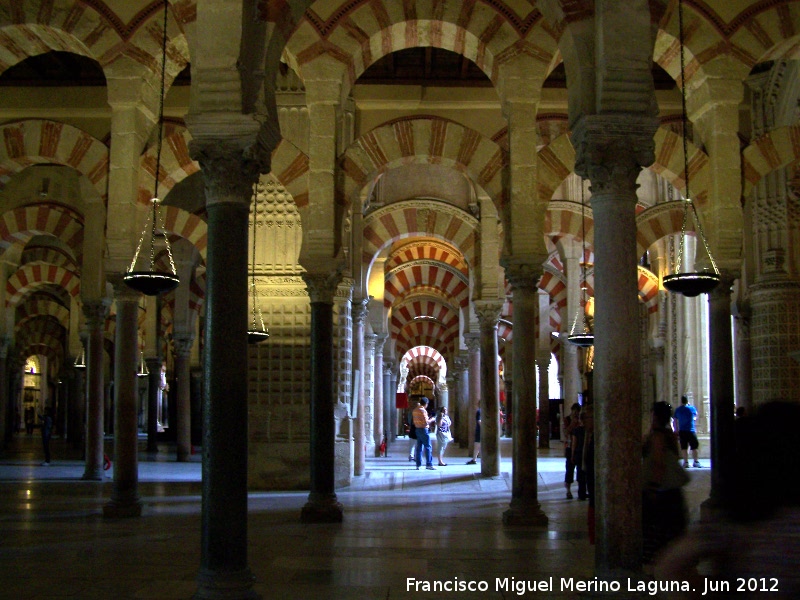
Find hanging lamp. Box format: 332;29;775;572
137;351;150;378
247;187;270;344
568;178;594;347
123;0;180;296
74;347;86;369
662;0;720;298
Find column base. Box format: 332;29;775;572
81;469;104;481
699;496;730;523
503;502;548;526
194;568;259;600
103;499;143;518
300;494;344;523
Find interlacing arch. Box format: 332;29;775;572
270;139;310;208
0;203;84;263
5;264;80;306
285;4;556;90
16;299;70;329
138;128;200;205
390;297;460;359
343;117;505;214
0;120;108;201
384;256;470;309
742;125;800;196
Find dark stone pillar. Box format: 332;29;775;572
702;272;738;516
104;282;142;518
69;361;84;450
190;366;203;446
0;338;9;450
474;300;502;478
574;114;658;576
301;271;344;523
82;300;109;480
173;334;194;462
190;132;265;600
502;264;548;525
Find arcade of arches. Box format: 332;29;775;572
1;0;799;596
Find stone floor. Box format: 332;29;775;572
0;434;713;600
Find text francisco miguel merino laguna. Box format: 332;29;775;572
407;576;725;596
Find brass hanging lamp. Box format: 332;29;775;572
123;0;180;296
568;178;594;347
247;187;270;344
662;0;720;297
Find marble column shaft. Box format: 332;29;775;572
82;300;108;481
474;301;502;477
0;339;9;448
503;269;547;525
173;334;195;462
145;357;162;453
575;114;657;575
302;272;344;523
465;337;481;456
373;334;386;453
104;283;142;518
351;298;368;475
537;356;550;447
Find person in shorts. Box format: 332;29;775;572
673;395;701;468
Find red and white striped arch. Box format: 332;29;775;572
635;201;692;256
20;245;78;270
161;205;208;260
384;260;469;309
6;263;80;306
742;125;800;197
364;201;479;274
271;139;310;208
0;120;108;201
385;239;468;277
138;129;200;205
343;117;505;213
637;267;660;314
395;320;459;361
284;4;556;90
0;203;84;262
401;345;447;379
15;299;70;329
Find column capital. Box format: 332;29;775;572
352;297;369;325
82;299;111;329
172;333;195;358
473;300;503;329
500;256;544;291
374;333;388;357
464;333;481;354
364;333;377;352
187;114;277;206
302;270;343;304
572;114;658;193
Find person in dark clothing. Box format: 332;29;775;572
39;407;53;465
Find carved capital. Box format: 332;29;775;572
172;334;195;358
473;300;503;330
464;333;481;354
82;299;111;330
572;114;658;196
501;256;544;291
191;139;264;204
302;270;343;304
351;297;369;325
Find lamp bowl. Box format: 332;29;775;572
663;272;720;297
123;271;180;296
247;329;270;344
567;333;594;347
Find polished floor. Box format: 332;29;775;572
0;434;712;600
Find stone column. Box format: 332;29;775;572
573;114;658;575
537;356;551;446
502;264;547;525
104;281;142;518
373;334;386;454
560;240;583;406
474;300;503;478
69;355;85;450
301;271;344;523
351;298;368;476
383;363;395;442
145;357;162;453
732;302;752;413
703;272;738;516
173;333;195;462
465;336;481;456
189;126;268;599
82;300;109;481
456;354;470;448
364;331;377;458
0;338;9;449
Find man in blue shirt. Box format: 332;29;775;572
673;395;701;468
